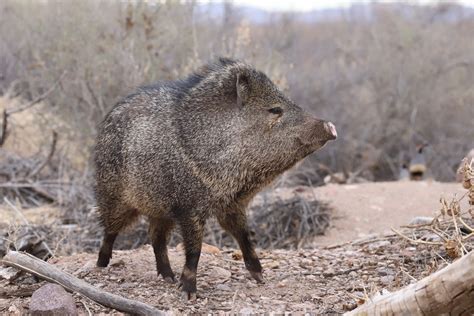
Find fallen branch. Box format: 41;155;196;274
345;250;474;315
2;251;166;316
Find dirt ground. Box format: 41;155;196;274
270;181;468;246
0;181;471;315
0;238;457;315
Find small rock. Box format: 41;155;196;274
8;305;20;314
30;283;78;316
421;233;441;242
18;275;38;285
239;307;254;315
72;260;96;277
245;280;257;288
380;275;395;285
109;258;125;267
265;261;279;269
0;267;21;281
409;216;434;226
322;268;335;277
216;284;232;291
377;268;394;276
202;243;221;255
367;240;391;251
212;266;232;280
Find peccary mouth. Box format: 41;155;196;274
295;139;330;158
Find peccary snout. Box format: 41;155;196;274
324;121;337;140
298;115;337;150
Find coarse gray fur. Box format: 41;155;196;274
94;57;337;300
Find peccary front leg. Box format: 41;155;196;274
97;232;118;267
149;217;176;283
178;217;204;301
217;211;263;283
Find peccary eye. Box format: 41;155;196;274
268;107;283;115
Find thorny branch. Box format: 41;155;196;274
0;71;66;147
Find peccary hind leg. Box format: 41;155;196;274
149;217;176;283
97;206;139;267
178;217;204;301
217;211;263;283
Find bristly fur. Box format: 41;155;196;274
94;57;337;298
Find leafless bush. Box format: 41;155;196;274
200;195;331;250
1;1;472;185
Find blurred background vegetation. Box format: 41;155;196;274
0;0;473;211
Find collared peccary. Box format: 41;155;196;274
95;58;337;300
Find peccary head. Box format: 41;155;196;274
179;58;337;196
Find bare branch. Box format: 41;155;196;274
0;109;8;146
6;71;67;115
28;130;58;178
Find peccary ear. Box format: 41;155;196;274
236;73;250;107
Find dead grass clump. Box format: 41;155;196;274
457;156;474;204
249;196;330;249
392;161;474;260
203;195;331;249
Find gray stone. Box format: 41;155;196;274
0;267;21;281
239;307;255;315
409;216;434;226
367;240;391;251
30;283;78;316
422;233;442;242
377;267;395;276
380;275;395;285
216;283;232;291
212;266;232;280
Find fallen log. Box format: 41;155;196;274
345;250;474;315
2;251;166;316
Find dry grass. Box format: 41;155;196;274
204;194;331;249
392;159;474;260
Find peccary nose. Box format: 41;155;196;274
324;122;337;140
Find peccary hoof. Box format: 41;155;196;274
96;257;109;268
249;271;265;284
181;291;197;302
